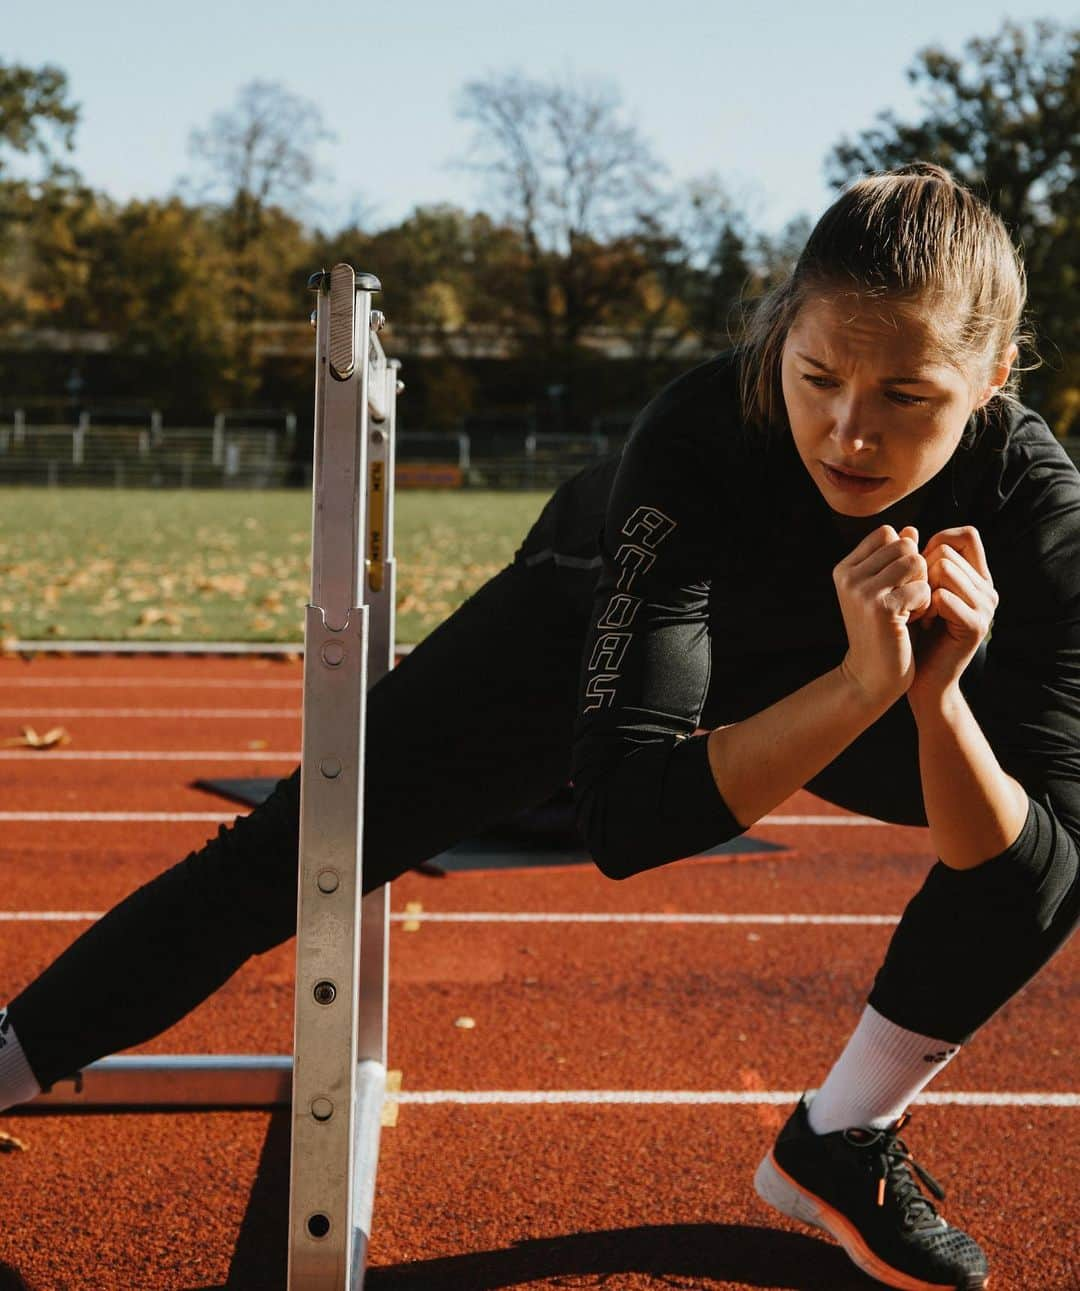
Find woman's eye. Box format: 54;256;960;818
800;374;926;407
886;390;928;407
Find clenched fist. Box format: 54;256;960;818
909;525;998;704
834;524;931;707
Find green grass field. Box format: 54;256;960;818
0;488;552;645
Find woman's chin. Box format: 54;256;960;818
823;490;896;517
816;472;898;516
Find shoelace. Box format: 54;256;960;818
846;1117;947;1231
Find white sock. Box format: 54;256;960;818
807;1004;960;1135
0;1009;42;1111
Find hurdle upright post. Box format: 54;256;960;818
21;263;401;1288
287;263;394;1289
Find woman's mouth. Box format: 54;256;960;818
821;462;889;494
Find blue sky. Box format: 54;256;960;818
3;1;1075;236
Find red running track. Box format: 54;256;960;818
0;654;1076;1290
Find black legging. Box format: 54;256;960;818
8;559;1080;1088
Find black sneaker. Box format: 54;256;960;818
754;1095;989;1290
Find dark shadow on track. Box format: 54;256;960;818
0;1263;34;1291
225;1108;289;1288
205;1108;290;1291
181;1110;289;1290
367;1222;874;1290
183;1214;871;1291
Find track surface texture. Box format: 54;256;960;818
0;654;1076;1290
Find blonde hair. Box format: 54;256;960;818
736;162;1035;435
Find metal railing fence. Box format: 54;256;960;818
0;413;627;489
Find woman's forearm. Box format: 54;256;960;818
707;664;893;827
908;685;1029;869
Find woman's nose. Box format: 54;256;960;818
830;411;871;454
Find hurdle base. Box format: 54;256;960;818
350;1059;386;1286
24;1054;292;1110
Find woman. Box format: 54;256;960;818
2;162;1076;1291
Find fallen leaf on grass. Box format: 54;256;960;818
1;726;71;750
196;574;248;597
136;608;181;628
0;1131;26;1153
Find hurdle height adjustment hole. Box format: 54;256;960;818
308;1213;332;1239
321;641;345;667
320;757;342;779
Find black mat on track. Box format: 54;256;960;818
193;777;785;873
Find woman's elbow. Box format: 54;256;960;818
575;792;628;879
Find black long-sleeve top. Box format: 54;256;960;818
520;349;1080;910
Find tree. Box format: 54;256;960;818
457;71;662;412
184;80;334;397
0;61;81;321
598;176;755;364
825;19;1080;430
0;60;79;183
74;198;246;408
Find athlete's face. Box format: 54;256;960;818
780;294;1014;517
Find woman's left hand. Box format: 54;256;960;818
908;525;998;704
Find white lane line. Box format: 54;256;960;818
0;910;900;925
0;812;237;823
761;815;895;826
0;912;106;922
0;708;299;719
0;678;301;689
2;640;410;656
391;1090;1080;1108
385;912;901;926
0;805;882;827
2;640;304;656
0;751;300;761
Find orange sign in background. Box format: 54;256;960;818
394;464;464;489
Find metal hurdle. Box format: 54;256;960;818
287;262;395;1287
28;264;400;1290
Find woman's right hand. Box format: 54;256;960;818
833;524;931;707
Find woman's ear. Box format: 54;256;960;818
973;342;1019;410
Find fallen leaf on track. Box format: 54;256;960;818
1;726;72;749
0;1131;26;1153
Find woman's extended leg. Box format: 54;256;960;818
4;560;588;1093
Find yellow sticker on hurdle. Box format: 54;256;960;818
367;459;385;593
382;1069;403;1128
402;901;423;932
